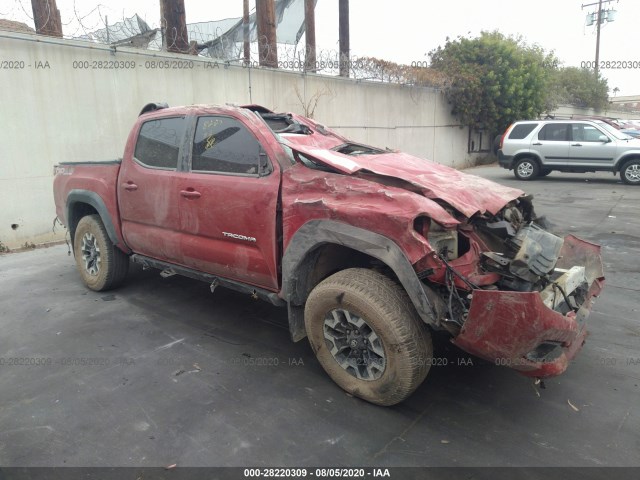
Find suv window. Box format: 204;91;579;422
134;117;186;169
573;124;606;142
508;124;537;139
538;123;570;142
192;116;262;175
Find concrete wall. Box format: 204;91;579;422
553;104;636;119
0;31;476;249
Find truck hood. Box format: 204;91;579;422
289;144;525;218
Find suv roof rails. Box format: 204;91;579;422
541;114;622;129
139;102;169;116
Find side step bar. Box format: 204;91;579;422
130;254;285;307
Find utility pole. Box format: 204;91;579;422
243;0;250;64
338;0;349;77
582;0;618;79
304;0;316;72
594;0;603;78
160;0;189;54
31;0;62;37
256;0;277;68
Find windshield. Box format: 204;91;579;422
595;121;634;140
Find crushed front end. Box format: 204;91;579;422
415;196;605;378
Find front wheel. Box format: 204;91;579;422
73;214;129;291
620;160;640;185
514;158;540;180
304;268;432;406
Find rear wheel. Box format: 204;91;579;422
620;159;640;185
74;214;129;291
304;268;432;406
514;157;540;180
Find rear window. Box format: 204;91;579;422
508;124;537;139
134;117;186;169
538;123;570;141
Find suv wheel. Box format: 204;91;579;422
621;159;640;185
514;157;540;180
304;268;432;406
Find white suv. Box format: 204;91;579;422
498;119;640;185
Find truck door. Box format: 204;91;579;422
117;115;187;264
175;114;281;290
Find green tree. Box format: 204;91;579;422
546;67;609;111
429;31;557;134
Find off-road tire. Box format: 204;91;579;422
74;214;129;291
305;268;432;406
620;159;640;185
514;157;540;181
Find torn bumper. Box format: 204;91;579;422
452;235;605;378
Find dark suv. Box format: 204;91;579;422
498;119;640;184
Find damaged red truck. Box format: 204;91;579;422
53;103;605;406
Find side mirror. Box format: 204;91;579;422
599;135;611;143
258;149;272;177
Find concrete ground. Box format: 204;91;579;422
0;166;638;467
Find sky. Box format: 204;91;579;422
2;0;638;96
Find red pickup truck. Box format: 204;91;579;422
53;103;605;406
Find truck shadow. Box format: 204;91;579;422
123;262;518;404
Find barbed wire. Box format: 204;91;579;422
14;0;34;20
0;0;445;89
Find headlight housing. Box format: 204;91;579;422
415;217;459;260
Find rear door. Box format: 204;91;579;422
569;122;618;168
532;123;572;166
175;114;281;290
118;115;187;263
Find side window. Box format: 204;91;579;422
134;117;186;169
192;116;263;175
508;124;537;139
573;124;605;142
538;123;570;142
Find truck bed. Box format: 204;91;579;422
53;160;125;250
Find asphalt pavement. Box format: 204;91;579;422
0;166;638;468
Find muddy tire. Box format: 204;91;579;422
514;157;540;180
620;159;640;185
304;268;432;406
73;214;129;291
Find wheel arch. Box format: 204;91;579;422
66;190;119;249
615;154;640;173
514;152;542;166
282;220;437;342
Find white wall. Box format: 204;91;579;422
553;104;634;119
0;31;475;249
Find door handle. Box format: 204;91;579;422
532;142;542;146
180;189;201;199
122;182;138;191
571;143;582;147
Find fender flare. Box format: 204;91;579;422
66;189;120;247
282;220;436;341
614;154;640;172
